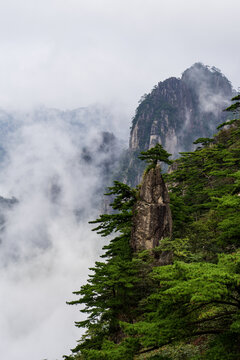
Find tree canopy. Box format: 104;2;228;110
138;143;173;170
65;96;240;360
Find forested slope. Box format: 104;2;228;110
64;95;240;360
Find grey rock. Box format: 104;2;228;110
119;63;234;187
131;165;172;252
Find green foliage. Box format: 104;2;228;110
195;333;240;359
217;118;239;130
88;181;136;237
137;343;200;360
152;237;196;262
138;143;173;171
193;137;214;146
80;338;140;360
165;118;240;251
122;251;240;357
64;181;152;360
224;94;240;114
66;98;240;360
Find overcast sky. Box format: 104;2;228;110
0;2;240;359
0;0;239;115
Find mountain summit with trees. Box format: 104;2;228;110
118;63;234;187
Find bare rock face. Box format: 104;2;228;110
129;63;233;155
131;165;172;252
118;63;233;188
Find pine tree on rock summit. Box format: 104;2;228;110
138;143;173;171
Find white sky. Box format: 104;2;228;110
0;0;239;115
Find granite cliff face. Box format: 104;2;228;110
131;165;172;256
119;63;234;187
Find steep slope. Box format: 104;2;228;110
65;98;240;360
119;63;234;186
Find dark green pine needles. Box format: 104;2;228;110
65;95;240;360
138;143;173;171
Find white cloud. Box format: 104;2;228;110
0;0;238;113
0;108;119;359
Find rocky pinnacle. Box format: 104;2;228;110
131;165;172;253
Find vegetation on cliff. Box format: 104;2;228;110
120;63;233;187
65;95;240;360
138;143;173;170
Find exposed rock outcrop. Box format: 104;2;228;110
131;165;172;253
118;63;234;187
130;63;233;155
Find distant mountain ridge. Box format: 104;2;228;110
118;63;234;186
0;105;123;249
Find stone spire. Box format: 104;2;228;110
131;165;172;252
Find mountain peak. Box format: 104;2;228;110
182;62;232;97
120;63;234;186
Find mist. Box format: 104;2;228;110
0;106;123;360
0;0;239;113
0;1;239;358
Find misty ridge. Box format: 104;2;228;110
0;62;236;360
0;103;126;360
121;63;234;187
0;63;233;265
0;105;125;263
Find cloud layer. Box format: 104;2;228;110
0;107;121;360
0;0;239;115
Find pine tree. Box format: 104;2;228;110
122;251;240;359
138;143;173;171
64;182;152;359
65;96;240;360
224;94;240;114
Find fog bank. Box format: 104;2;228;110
0;106;123;360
